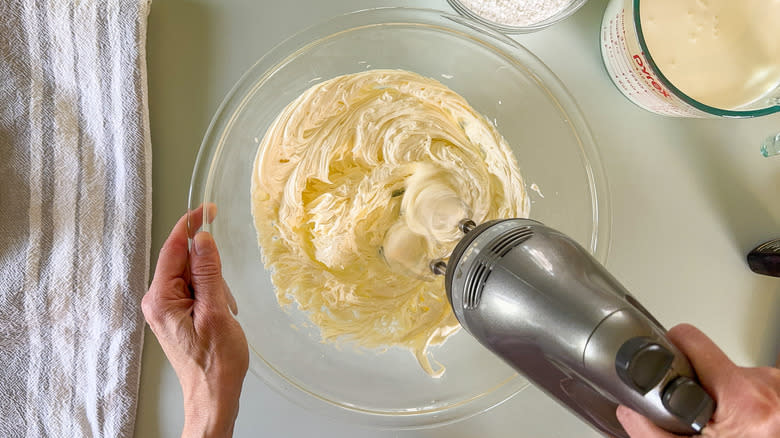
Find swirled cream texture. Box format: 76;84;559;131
251;70;528;377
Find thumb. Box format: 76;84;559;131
616;406;681;438
189;231;227;308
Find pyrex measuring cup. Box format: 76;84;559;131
600;0;780;118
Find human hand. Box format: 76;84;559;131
142;205;249;438
616;324;780;437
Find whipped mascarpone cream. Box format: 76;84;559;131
251;70;528;377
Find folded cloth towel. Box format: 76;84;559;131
0;1;152;437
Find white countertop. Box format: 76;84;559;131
135;0;780;436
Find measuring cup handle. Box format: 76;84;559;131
761;133;780;157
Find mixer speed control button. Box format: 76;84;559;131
615;337;674;395
662;376;715;432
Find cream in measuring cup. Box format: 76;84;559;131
601;0;780;118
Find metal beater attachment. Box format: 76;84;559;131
459;219;476;233
430;259;447;276
430;219;477;276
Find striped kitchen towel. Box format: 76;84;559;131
0;1;152;437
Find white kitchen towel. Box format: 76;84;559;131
0;1;152;437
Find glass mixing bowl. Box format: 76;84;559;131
189;7;610;429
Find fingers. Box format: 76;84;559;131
187;203;217;238
616;406;681;438
189;231;228;311
154;206;203;284
667;324;737;395
154;204;216;284
141;279;195;329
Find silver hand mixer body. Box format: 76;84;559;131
443;219;715;437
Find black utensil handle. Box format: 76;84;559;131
748;239;780;277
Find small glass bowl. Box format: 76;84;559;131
447;0;589;33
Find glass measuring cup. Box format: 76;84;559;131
600;0;780;119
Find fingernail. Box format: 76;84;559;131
193;232;215;256
228;290;238;316
615;405;631;421
205;203;218;224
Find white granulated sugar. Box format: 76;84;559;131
460;0;573;27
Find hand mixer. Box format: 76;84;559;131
430;218;715;437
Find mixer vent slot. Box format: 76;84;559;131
464;261;490;310
462;226;533;310
491;226;533;256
